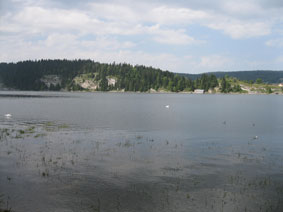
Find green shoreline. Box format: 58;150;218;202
1;89;282;95
1;60;282;94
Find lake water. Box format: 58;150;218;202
0;91;283;212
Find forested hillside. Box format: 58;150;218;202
181;71;283;83
0;60;218;92
1;60;282;94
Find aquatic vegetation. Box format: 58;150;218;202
58;124;70;129
123;140;134;147
34;133;47;138
41;171;49;177
18;129;25;134
0;195;3;206
26;126;35;131
0;113;283;211
0;207;11;212
0;129;10;141
90;198;101;212
136;135;143;140
0;194;11;212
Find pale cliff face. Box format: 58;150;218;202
40;75;62;88
80;80;98;90
107;78;116;86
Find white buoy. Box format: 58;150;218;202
4;114;12;118
165;105;170;108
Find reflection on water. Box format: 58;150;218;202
0;92;283;212
0;94;66;98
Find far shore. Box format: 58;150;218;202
0;89;282;95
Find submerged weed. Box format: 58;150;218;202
58;124;69;129
136;135;143;140
0;194;11;212
90;198;101;212
42;171;49;177
18;130;25;134
34;133;47;138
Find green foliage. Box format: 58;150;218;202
256;78;263;84
266;86;273;94
232;84;242;92
220;77;232;93
0;60;219;92
194;74;218;92
2;60;276;94
182;71;283;84
99;74;108;91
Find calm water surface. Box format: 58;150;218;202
0;91;283;212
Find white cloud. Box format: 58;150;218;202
149;6;210;25
0;30;193;72
145;25;200;45
199;55;234;69
1;6;96;34
1;0;283;73
0;33;135;61
207;20;271;39
222;1;263;17
88;3;141;23
44;33;77;47
86;2;274;39
0;4;203;45
2;2;275;39
0;1;277;41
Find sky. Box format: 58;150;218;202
0;0;283;73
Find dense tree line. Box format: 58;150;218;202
182;70;283;84
0;59;220;92
220;77;243;93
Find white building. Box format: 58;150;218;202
194;89;204;94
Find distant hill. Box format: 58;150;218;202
0;59;197;92
0;60;282;93
180;71;283;84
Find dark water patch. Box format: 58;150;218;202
0;94;70;98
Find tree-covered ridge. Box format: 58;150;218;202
0;59;282;94
0;59;218;92
181;70;283;84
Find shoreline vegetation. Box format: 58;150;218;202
0;59;282;95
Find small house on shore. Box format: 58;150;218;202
194;89;204;94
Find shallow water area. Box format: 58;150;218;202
0;91;283;212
